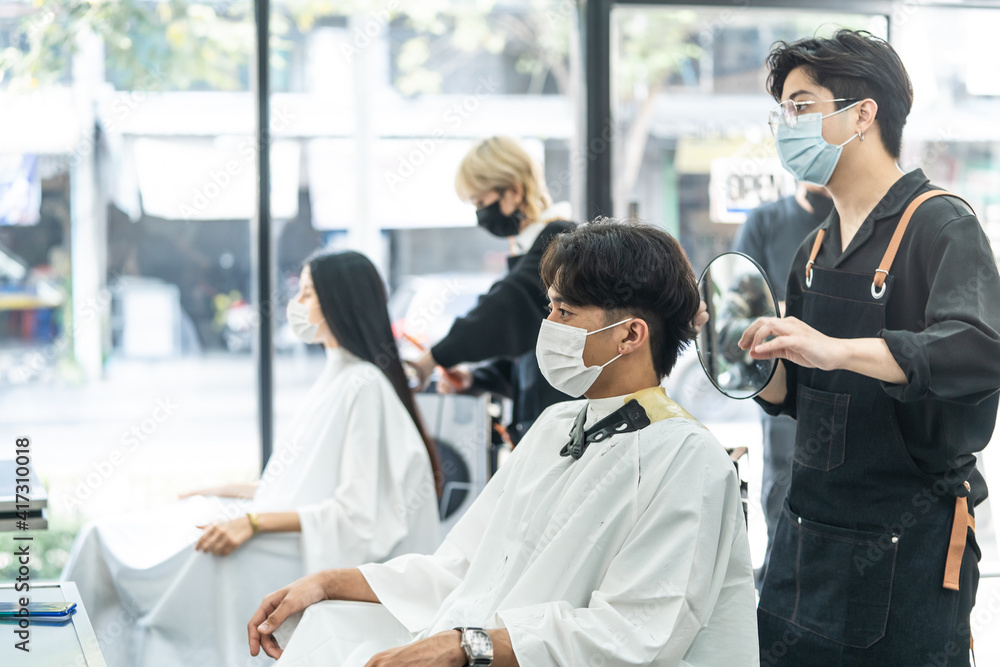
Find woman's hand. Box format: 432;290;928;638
437;366;473;394
179;486;220;499
738;316;844;371
195;516;255;556
363;631;468;667
179;482;256;500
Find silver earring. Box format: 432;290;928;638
859;132;865;142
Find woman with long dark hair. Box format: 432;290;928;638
61;250;442;667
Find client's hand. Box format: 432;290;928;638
437;366;473;394
248;573;330;659
364;631;467;667
195;516;254;556
178;486;219;499
179;482;257;500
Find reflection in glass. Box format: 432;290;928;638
697;252;778;399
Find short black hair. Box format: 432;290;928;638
539;219;700;379
766;29;912;159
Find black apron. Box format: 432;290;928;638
757;193;980;666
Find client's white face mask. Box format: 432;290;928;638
535;317;633;398
286;299;320;343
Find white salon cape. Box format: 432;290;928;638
61;347;441;667
272;389;759;667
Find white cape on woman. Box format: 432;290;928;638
61;347;441;667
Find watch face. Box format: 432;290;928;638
467;629;493;657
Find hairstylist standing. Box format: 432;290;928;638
741;30;1000;665
409;136;574;443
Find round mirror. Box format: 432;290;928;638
696;252;779;399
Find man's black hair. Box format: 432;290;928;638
766;29;913;159
539;219;700;379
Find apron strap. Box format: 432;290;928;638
804;190;973;296
943;481;976;591
873;190;973;298
804;230;826;288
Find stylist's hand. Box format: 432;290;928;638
692;300;709;334
248;573;330;659
195;516;254;556
738;316;843;371
407;354;438;392
437;366;473;394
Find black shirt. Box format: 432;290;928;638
431;220;575;441
761;169;1000;495
734;191;834;301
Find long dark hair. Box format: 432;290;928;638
307;250;443;497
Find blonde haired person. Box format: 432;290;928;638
453;135;553;226
409;136;576;444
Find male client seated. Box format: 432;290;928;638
247;220;758;667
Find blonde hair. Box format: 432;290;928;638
454;136;553;223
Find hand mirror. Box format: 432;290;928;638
696;252;780;399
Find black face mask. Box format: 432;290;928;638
476;200;524;238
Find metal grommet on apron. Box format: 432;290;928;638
758;190;979;665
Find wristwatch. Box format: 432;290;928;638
454;627;493;666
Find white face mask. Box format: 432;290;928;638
535;317;633;398
286;299;320;343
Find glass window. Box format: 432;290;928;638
611;6;886;272
895;7;1000;253
894;7;1000;651
0;0;258;581
611;0;886;605
270;0;580;445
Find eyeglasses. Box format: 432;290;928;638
768;98;859;136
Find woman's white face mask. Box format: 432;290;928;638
286;299;320;343
535;317;632;397
287;266;327;344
